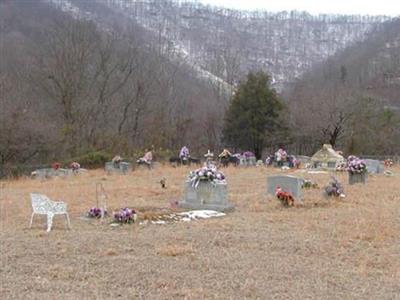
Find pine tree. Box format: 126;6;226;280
222;72;285;159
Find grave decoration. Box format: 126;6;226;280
139;210;226;225
160;178;167;189
113;208;137;224
70;161;81;173
87;207;107;218
274;148;288;166
179;164;233;212
238;151;257;166
188;165;226;189
302;179;319;189
347;155;367;185
266;149;299;168
275;187;295;207
324;177;345;198
347;155;367;174
52;162;61;170
335;160;347;172
384;159;393;167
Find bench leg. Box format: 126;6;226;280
65;213;71;229
46;213;54;232
29;213;35;228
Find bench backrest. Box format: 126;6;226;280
30;193;68;214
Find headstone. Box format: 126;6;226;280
267;175;303;200
256;160;264;167
296;155;311;165
239;156;257;167
349;172;367;185
105;162;131;174
364;159;384;174
311;144;344;170
179;181;234;212
31;168;70;179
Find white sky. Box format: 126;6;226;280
197;0;400;16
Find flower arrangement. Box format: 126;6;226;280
346;155;367;174
113;207;137;224
275;187;295;207
52;162;61;170
87;207;106;218
302;179;318;189
335;160;347;172
384;159;393;167
188;165;226;188
275;148;288;161
242;151;255;158
324;177;345;198
70;161;80;171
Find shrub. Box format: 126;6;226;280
65;151;112;169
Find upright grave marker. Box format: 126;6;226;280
105;162;131;174
364;159;384;174
179;165;234;212
267;175;303;200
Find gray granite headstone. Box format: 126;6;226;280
105;162;131;174
31;168;70;179
267;175;304;199
31;168;54;179
179;181;234;212
364;159;384;174
239;156;257;167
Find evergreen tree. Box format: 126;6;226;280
222;72;285;159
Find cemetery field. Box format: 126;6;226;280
1;166;400;299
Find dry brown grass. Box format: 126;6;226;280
156;243;195;257
1;165;400;299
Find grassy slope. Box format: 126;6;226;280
0;165;399;299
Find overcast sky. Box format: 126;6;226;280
197;0;400;16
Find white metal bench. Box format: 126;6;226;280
29;193;71;232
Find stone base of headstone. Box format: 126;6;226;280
267;175;304;200
105;162;131;174
348;172;367;185
179;181;234;212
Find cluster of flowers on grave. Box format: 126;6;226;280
188;165;226;188
384;159;393;167
324;177;345;197
302;179;319;189
274;148;288;161
113;207;137;224
335;160;347;172
242;151;255;158
87;207;107;218
70;161;81;171
275;187;295;207
346;155;367;174
51;162;61;170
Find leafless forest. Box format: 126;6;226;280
1;0;399;174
